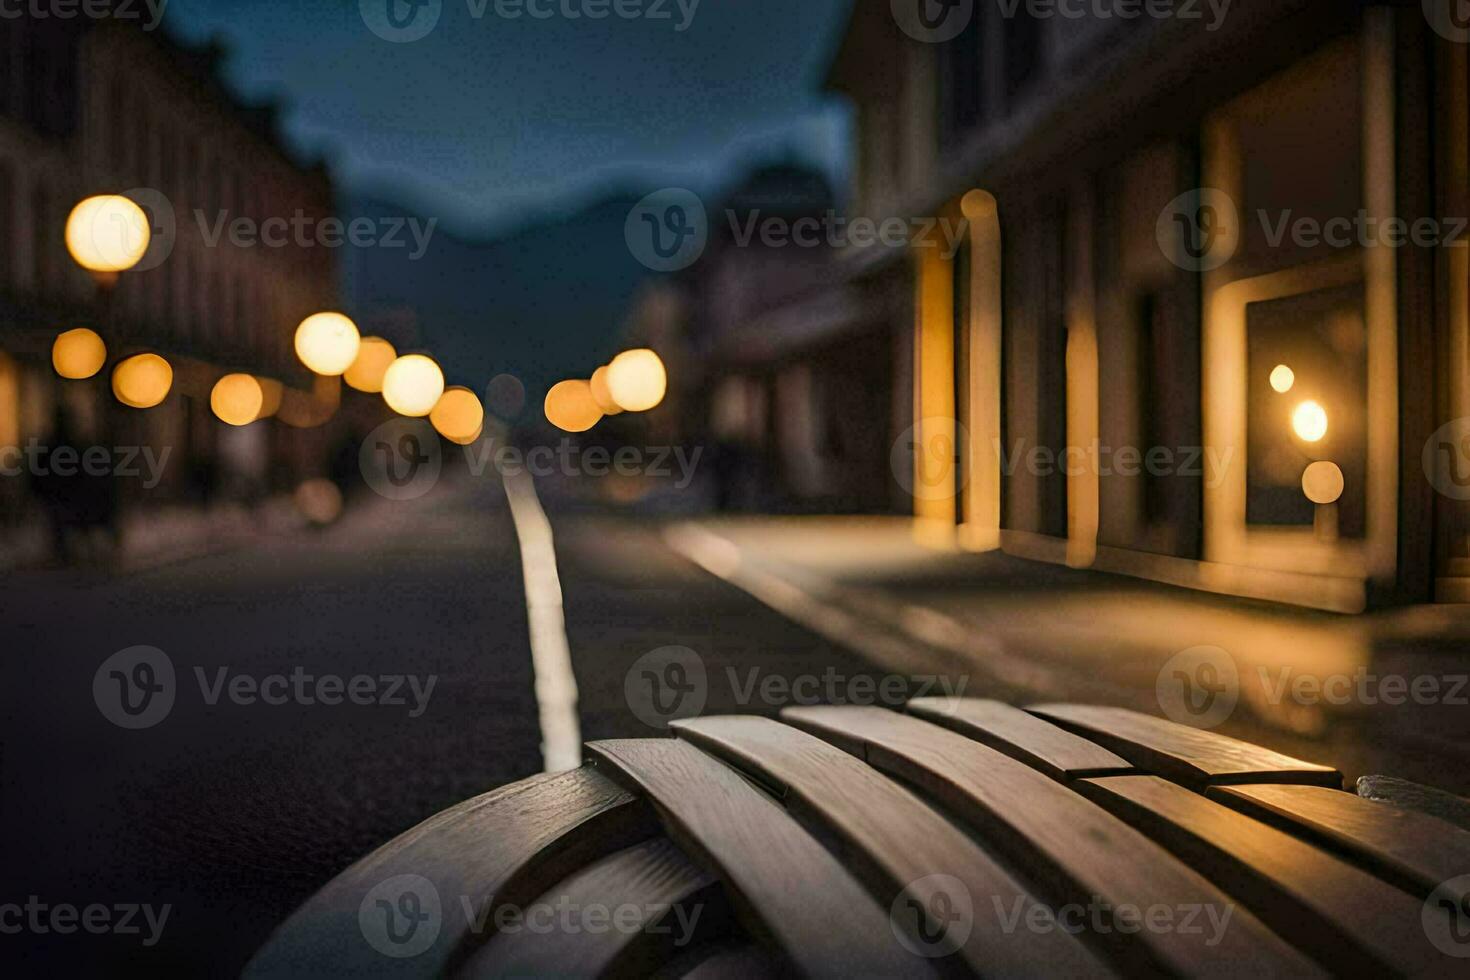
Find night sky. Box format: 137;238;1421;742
166;0;855;236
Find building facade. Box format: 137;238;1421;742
1;14;337;526
828;0;1468;612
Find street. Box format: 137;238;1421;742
0;475;894;973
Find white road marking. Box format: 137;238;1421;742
503;470;582;772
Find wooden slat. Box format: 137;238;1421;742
666;940;781;980
246;767;656;979
1029;704;1342;789
908;697;1132;781
1208;783;1470;903
1080;775;1449;975
586;738;925;979
1356;775;1470;834
459;837;728;979
784;706;1321;978
671;715;1108;978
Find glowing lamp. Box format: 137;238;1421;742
1302;461;1345;505
382;354;445;417
211;374;264;426
1269;364;1295;394
606;349;667;413
66;195;151;273
343;337;397;393
294;312;361;376
589;365;623;415
544;380;603;433
112;354;173;409
52;328;107;380
430;386;485;445
1292;400;1328;443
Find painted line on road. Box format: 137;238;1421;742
504;470;582;773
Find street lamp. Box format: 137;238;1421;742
606;349;667;413
382;354;445;417
51;328;108;380
112;353;173;409
344;337;398;393
1291;400;1328;443
294;313;362;377
1302;460;1344;542
211;374;265;427
544;379;603;433
430;386;484;445
65;195;151;279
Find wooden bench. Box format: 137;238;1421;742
249;701;1468;978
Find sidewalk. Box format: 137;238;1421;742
664;516;1470;796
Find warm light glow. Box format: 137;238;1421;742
430;386;485;445
210;374;264;426
960;189;996;220
294;478;344;525
343;336;397;392
294;312;361;376
382;354;445;417
1302;461;1345;505
1292;400;1328;443
1269;364;1295;393
112;354;173;409
589;365;623;415
606;349;667;412
66;195;150;273
544;380;603;433
52;328;107;380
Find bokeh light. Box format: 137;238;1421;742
1302;461;1345;505
112;353;173;409
210;374;264;426
294;478;344;525
382;354;445;417
589;365;624;416
1292;400;1328;443
294;312;361;376
344;337;397;392
52;328;107;380
606;349;667;412
1269;364;1295;393
65;195;150;273
430;386;485;445
544;379;603;433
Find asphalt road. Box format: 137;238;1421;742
0;476;890;975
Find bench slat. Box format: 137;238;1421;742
1208;783;1470;902
908;697;1132;781
783;705;1321;978
1081;775;1448;975
1356;776;1470;834
246;767;656;978
459;837;726;978
586;738;925;979
671;715;1108;978
1029;704;1342;789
